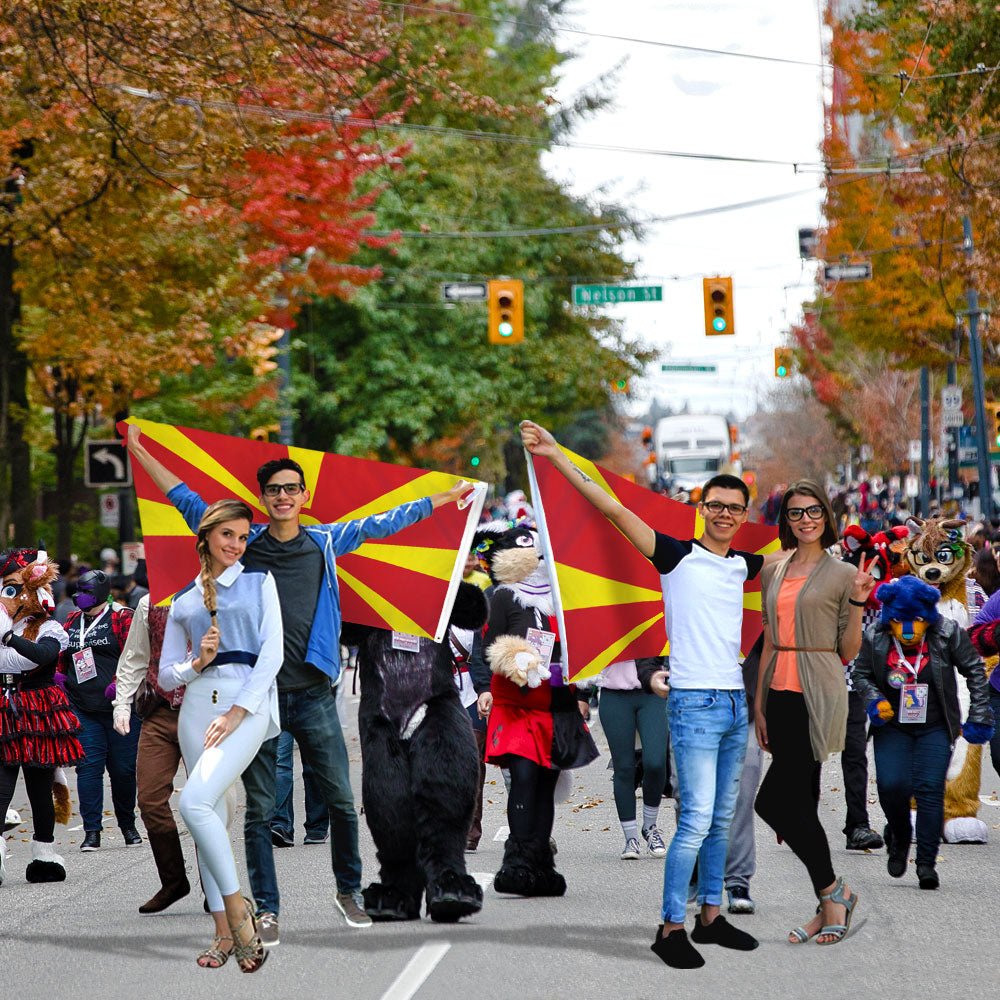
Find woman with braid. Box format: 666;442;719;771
159;499;282;973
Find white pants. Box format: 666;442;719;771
178;671;268;913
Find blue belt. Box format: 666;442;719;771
212;651;259;668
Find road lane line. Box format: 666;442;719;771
492;825;509;841
470;872;494;890
380;942;451;1000
67;824;83;831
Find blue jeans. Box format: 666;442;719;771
242;684;361;915
74;708;141;833
873;723;952;866
662;689;747;923
271;728;330;840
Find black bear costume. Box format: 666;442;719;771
345;581;487;922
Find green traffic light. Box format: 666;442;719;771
498;321;514;338
712;317;727;332
470;456;481;467
776;365;788;377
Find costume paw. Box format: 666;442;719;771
866;699;893;725
961;721;994;745
25;841;66;883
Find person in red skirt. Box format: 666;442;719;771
0;546;82;885
474;522;597;896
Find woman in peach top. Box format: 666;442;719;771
754;480;875;947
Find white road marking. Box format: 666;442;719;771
379;942;451;1000
470;871;494;890
979;795;1000;807
492;825;509;842
67;824;83;831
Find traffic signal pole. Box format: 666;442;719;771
964;216;993;521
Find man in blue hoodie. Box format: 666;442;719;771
127;426;468;942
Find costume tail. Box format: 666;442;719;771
52;767;72;825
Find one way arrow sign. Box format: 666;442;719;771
85;440;132;488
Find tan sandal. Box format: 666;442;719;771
230;897;268;973
196;935;232;969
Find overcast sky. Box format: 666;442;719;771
543;0;827;420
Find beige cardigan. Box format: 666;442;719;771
760;552;856;761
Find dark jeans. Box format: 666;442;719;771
242;683;361;915
841;688;872;834
75;707;141;833
755;691;835;894
599;688;668;823
873;723;952;866
271;728;330;841
989;688;1000;782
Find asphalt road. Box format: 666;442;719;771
4;682;1000;1000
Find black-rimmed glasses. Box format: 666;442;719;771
702;500;748;516
786;504;825;521
262;482;306;497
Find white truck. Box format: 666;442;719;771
653;414;736;494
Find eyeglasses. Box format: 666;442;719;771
786;504;825;521
702;500;748;516
262;482;306;497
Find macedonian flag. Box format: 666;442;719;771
122;418;486;642
526;448;779;681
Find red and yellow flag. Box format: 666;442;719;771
123;418;485;641
526;448;779;681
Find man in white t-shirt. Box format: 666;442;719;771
521;420;774;970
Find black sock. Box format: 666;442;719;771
650;926;705;969
691;914;759;951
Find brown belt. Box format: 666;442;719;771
774;645;836;653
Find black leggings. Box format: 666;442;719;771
0;764;55;842
506;756;560;842
754;690;836;894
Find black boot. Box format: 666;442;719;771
362;882;422;921
139;831;191;913
884;824;909;879
493;836;537;896
527;837;566;897
426;870;483;923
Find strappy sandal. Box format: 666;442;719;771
196;935;233;969
816;877;858;945
230;897;269;973
788;904;821;944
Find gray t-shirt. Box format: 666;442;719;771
245;528;326;691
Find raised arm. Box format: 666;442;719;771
520;420;655;558
126;424;182;496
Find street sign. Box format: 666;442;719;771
441;282;488;302
122;541;144;576
941;386;962;410
908;439;922;462
904;474;919;498
573;284;663;305
660;363;718;373
823;261;872;282
959;425;978;467
85;440;131;488
942;408;963;428
99;493;120;529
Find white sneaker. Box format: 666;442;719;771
620;837;641;860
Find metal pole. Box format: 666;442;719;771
277;326;293;446
919;366;930;516
946;359;960;504
964;216;993;520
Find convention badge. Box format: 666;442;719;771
887;668;908;690
525;628;556;669
899;683;929;724
391;632;421;653
72;646;98;683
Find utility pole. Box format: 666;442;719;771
964;216;993;521
919;366;930;516
946;357;959;503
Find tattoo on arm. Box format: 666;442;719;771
572;463;593;485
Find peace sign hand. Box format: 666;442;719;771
851;555;877;604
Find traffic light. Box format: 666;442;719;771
610;376;630;394
488;278;524;344
250;423;280;442
703;276;734;336
774;347;793;378
986;401;1000;448
469;455;481;469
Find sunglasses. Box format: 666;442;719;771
786;504;825;521
262;482;306;497
702;500;748;516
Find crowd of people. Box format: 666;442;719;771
1;419;999;975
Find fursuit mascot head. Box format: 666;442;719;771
0;545;59;642
877;574;940;647
841;525;909;603
902;516;970;606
